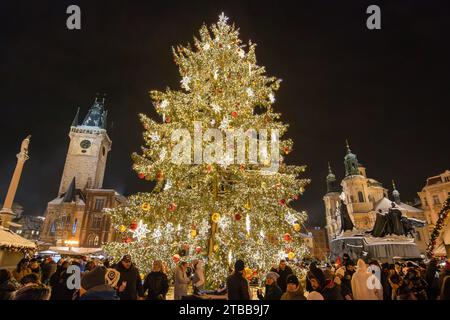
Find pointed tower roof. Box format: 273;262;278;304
392;179;401;204
344;139;360;176
71;108;80;127
81;95;107;129
62;177;77;203
326;162;338;193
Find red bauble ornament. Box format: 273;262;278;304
165;116;171;123
293;194;299;200
195;247;202;254
239;164;245;170
156;171;164;181
206;164;213;173
123;237;132;243
278;199;286;206
169;203;177;212
235;213;242;221
129;222;138;231
138;172;145;179
231;111;238;118
284;147;291;154
283;233;292;242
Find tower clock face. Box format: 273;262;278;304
80;139;92;149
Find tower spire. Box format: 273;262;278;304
346;139;351;153
71;107;80;127
392;179;401;204
326;161;337;193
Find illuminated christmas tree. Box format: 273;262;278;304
103;13;310;285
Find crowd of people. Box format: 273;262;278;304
1;253;450;300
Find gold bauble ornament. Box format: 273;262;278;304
261;182;267;189
213;244;219;252
244;202;251;210
118;225;127;233
212;212;221;223
141;203;151;211
190;229;197;238
293;223;301;232
288;251;295;260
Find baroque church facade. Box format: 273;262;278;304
323;142;429;253
40;97;126;248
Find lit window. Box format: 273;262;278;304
358;191;365;203
72;219;78;235
94;198;105;211
433;195;440;205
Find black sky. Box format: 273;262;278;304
0;0;449;226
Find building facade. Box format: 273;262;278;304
323;142;428;253
40;97;125;248
417;170;450;257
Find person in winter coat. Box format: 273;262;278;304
114;254;144;300
40;257;57;285
143;260;169;300
0;269;18;300
13;283;51;300
281;274;305;300
191;259;205;294
351;259;382;300
270;260;293;293
226;260;251;300
425;259;440;300
28;258;41;281
306;262;326;293
12;258;31;282
174;261;190;300
49;261;77;300
78;266;120;300
257;272;282;300
334;267;352;299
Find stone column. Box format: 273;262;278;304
0;135;31;228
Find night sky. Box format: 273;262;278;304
0;0;449;226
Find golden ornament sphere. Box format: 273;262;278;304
141;203;151;211
288;251;295;260
118;225;127;233
190;229;197;238
244;202;251;210
213;244;219;252
212;212;221;223
293;223;301;232
261;182;267;189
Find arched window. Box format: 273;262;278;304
50;221;56;235
358;191;365;203
88;234;100;247
72;219;78;235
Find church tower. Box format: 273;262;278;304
323;162;341;241
58;96;112;195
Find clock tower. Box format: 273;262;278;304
58;96;112;195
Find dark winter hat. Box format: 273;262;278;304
308;267;326;288
121;254;132;263
286;274;299;286
81;266;106;290
234;259;245;272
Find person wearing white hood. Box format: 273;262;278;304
351;259;383;300
191;259;205;294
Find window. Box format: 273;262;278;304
358;191;365;203
72;219;78;235
50;221;56;235
433;195;440;205
88;234;99;247
92;216;102;229
16;229;22;235
94;198;105;211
